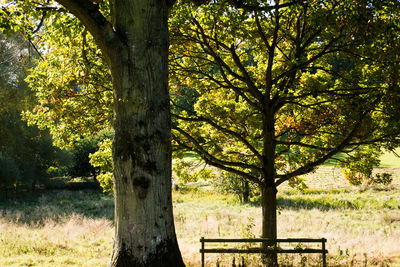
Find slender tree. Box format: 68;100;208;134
169;0;400;264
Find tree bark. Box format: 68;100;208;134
261;184;278;266
106;1;184;266
261;108;278;265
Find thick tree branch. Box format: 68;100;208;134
55;0;118;65
255;14;271;51
32;10;47;34
226;0;301;12
265;6;280;105
228;44;263;101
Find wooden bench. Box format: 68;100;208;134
200;237;328;267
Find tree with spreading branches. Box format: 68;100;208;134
169;0;400;264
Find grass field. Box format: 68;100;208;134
380;149;400;168
323;149;400;168
0;166;399;266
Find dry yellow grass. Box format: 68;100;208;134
173;196;400;266
0;214;113;266
0;167;399;266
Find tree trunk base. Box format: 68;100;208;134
261;185;278;266
108;239;185;267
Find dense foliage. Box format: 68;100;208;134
21;10;113;148
1;1;399;265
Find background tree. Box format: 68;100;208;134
0;31;63;191
215;171;257;203
169;0;400;263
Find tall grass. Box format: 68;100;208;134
0;167;399;266
0;191;114;266
174;190;400;266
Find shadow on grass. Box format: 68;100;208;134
245;196;360;211
0;189;114;225
276;196;358;210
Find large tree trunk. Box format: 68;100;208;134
108;1;184;266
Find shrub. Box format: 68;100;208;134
215;171;258;203
288;176;308;191
340;148;381;186
370;173;393;186
89;138;113;192
96;172;114;192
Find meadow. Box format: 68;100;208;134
0;165;399;266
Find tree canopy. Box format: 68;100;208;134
169;0;400;187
